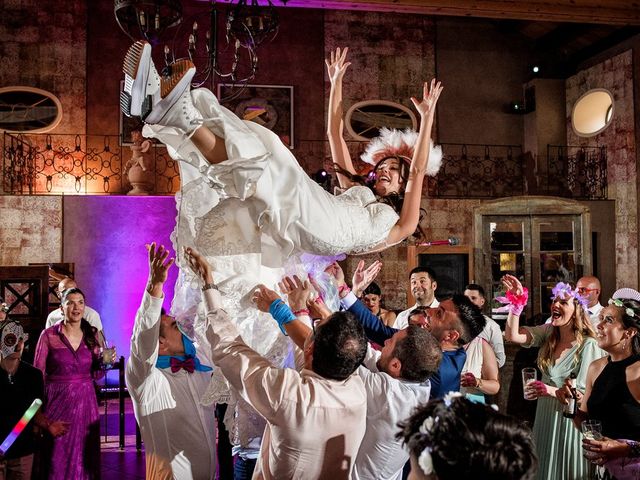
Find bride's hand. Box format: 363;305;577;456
411;79;443;119
325;47;351;84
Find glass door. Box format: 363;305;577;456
532;216;582;318
479;212;588;323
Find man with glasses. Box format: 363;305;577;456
576;275;603;329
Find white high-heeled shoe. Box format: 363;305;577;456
121;40;160;118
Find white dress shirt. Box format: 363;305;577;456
202;289;367;480
125;292;217;480
477;316;505;368
394;299;440;330
46;305;103;331
352;346;431;480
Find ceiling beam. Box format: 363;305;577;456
275;1;640;26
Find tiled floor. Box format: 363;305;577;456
99;398;146;480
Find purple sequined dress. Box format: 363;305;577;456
34;324;101;479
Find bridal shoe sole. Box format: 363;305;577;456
121;40;153;119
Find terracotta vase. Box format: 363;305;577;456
127;164;155;195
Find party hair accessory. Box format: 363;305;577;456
612;288;640;302
360;127;443;177
419;416;436;435
608;298;636;318
551;282;589;309
494;287;529;317
443;391;463;407
418;447;434;475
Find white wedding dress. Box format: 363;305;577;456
142;87;400;445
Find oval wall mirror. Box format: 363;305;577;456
571;89;614;137
346;100;417;141
0;86;63;133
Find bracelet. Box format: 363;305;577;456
476;378;483;390
293;308;310;317
338;284;351;297
201;282;219;292
268;299;296;336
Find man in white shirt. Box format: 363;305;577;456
394;267;439;330
46;277;105;344
575;275;604;328
253;276;442;480
126;244;217;480
185;248;368;480
463;283;506;368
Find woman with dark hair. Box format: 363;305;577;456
34;287;105;479
397;393;538;479
503;275;605;480
558;289;640;479
361;281;397;327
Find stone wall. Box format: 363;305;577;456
566;50;637;288
0;196;62;265
0;0;87;134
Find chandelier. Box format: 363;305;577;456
114;0;183;45
115;0;287;97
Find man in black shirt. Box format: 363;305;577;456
0;334;68;479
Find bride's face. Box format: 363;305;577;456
373;158;403;197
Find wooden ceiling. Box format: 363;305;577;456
270;0;640;77
278;0;640;26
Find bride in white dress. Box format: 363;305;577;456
121;41;443;439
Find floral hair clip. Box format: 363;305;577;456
551;282;589;310
418;448;434;475
608;298;636;318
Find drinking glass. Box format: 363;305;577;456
522;367;537;400
582;420;603;461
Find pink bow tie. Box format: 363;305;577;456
170;357;195;373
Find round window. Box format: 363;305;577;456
0;86;63;133
571;89;614;137
345;100;417;141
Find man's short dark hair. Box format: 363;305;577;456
312;311;368;381
409;266;437;283
393;326;442;382
450;294;486;345
464;283;485;298
408;306;427;320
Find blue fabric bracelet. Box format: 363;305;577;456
269;299;296;336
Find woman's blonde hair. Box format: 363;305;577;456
537;298;596;373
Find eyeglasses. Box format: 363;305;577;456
577;287;599;294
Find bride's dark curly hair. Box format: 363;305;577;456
333;156;427;242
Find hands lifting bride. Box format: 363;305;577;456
121;42;443;258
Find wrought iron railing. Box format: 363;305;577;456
2;133;179;195
543;145;607;200
2;133;607;200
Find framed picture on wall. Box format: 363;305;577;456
118;80;146;146
217;84;294;149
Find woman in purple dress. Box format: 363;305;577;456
34;287;102;479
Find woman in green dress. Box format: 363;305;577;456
503;274;605;480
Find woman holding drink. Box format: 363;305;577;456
557;289;640;479
503;274;605;480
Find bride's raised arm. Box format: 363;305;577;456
326;47;356;189
386;79;443;244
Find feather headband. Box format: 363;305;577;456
360;127;443;177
